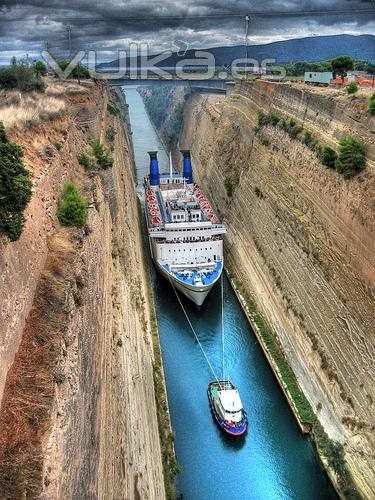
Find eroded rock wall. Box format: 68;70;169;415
0;84;165;499
180;82;375;498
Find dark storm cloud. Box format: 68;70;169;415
0;0;374;63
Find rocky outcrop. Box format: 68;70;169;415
0;83;165;498
180;81;375;498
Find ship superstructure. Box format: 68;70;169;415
144;150;226;307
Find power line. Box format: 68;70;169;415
4;8;375;23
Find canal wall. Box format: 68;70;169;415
0;82;165;498
178;82;375;499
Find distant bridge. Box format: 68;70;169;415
107;76;235;94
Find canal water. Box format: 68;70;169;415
123;86;336;500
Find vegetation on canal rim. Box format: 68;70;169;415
229;274;360;499
0;61;45;92
256;111;367;178
280;57;372;77
0;121;32;241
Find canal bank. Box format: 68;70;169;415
123;86;337;500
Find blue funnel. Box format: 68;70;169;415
148;151;159;187
181;150;193;184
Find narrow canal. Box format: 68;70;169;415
123;86;336;500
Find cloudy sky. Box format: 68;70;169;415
0;0;374;65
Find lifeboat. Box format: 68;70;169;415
151;216;161;225
150;209;159;216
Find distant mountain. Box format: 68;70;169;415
99;34;374;69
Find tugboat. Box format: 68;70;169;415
208;380;248;436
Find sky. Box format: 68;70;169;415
0;0;374;65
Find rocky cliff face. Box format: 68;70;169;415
180;81;375;498
0;83;165;498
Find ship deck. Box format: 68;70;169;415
163;260;222;286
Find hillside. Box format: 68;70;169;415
0;81;166;498
99;34;374;69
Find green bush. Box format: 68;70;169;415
78;152;95;171
105;127;116;142
257;111;271;130
0;121;32;240
346;81;358;94
57;182;88;227
320;146;338;169
34;61;47;77
91;139;113;169
335;137;367;178
254;186;263;198
369;93;375;115
303;131;313;146
54;60;90;79
224;178;234;197
53;141;62;151
270;114;280;126
107;102;120;116
281;117;303;139
0;63;45;92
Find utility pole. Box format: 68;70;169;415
245;15;250;78
66;25;72;59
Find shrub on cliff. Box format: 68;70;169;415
91;139;113;169
107;102;120;116
224;178;234;197
369;93;375;115
0;121;32;240
281;118;303;139
319;146;338;169
303;131;314;148
346;81;358;94
57;182;88;227
335;137;367;178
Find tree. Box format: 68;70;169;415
57;182;88;227
367;62;375;89
34;61;47;76
0;122;32;240
335;137;367;178
0;63;45;92
331;56;354;84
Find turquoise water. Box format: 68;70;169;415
123;86;336;500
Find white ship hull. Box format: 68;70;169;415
155;259;219;307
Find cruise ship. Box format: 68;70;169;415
144;150;226;307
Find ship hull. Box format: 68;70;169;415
155;259;218;307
